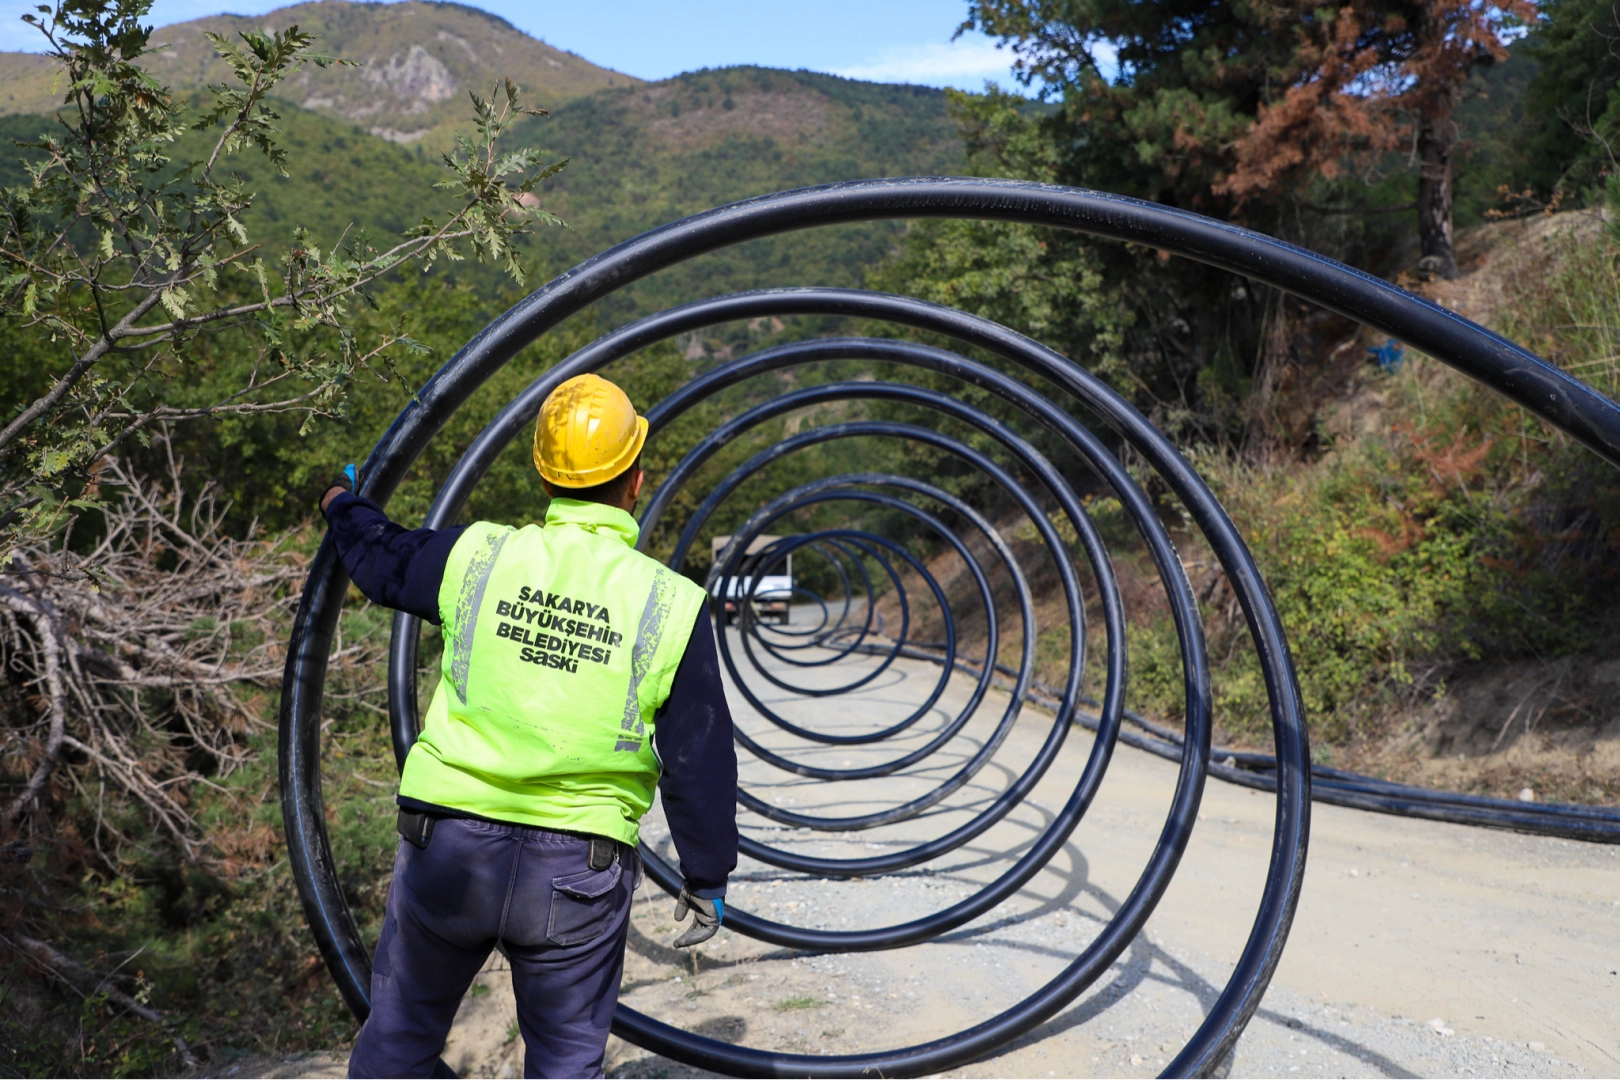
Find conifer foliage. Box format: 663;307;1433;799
1220;0;1538;279
963;0;1537;276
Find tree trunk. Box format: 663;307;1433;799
1416;100;1458;280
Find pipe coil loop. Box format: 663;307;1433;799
280;178;1620;1079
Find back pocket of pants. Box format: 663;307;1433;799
547;862;622;946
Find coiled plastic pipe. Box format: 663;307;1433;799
280;178;1620;1079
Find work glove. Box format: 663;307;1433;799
672;886;723;948
321;464;358;513
330;463;359;496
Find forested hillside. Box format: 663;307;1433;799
529;67;962;318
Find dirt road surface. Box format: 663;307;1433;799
250;626;1620;1080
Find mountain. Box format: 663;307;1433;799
0;4;963;324
0;1;637;145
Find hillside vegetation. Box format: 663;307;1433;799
0;58;962;317
530;67;961;319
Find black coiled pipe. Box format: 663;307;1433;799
279;178;1619;1079
872;642;1620;844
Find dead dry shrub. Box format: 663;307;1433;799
0;438;387;1071
0;441;318;858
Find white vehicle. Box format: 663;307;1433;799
710;534;793;625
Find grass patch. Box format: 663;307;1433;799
774;995;828;1011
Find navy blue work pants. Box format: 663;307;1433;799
348;817;639;1079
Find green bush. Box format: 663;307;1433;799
1139;437;1492;744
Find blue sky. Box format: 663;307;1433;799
0;0;1037;92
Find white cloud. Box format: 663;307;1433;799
833;37;1020;90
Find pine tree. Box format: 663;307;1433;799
966;0;1535;278
1218;0;1538;279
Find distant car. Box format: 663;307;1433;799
710;534;793;626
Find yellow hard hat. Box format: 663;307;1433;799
533;373;648;488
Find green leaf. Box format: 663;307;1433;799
159;286;187;319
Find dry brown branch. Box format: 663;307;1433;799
0;436;373;862
0;587;67;824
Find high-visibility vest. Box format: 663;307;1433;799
398;498;710;845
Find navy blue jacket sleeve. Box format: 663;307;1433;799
322;492;466;624
654;609;738;898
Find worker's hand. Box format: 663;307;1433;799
672;886;722;948
320;464;358;514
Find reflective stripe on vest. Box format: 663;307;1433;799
397;498;710;845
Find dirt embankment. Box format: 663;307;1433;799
1317;212;1620;804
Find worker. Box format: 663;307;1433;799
319;374;738;1080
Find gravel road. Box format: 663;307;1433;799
252;621;1620;1079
